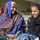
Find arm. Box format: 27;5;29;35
16;17;26;33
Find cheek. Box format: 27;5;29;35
14;8;16;11
32;12;38;15
32;12;35;15
35;12;39;15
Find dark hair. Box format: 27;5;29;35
31;3;40;10
11;11;17;18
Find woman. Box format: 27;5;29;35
27;3;40;38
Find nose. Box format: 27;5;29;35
32;12;35;14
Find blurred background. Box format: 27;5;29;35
0;0;40;40
0;0;40;28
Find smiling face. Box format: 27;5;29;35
31;6;39;18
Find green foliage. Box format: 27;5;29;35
0;0;2;6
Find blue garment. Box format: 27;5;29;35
16;32;38;40
8;0;12;17
7;14;26;35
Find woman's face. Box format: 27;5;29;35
11;2;16;14
31;6;39;18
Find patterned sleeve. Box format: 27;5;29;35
7;16;26;35
16;16;26;33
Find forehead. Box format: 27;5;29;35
31;6;38;11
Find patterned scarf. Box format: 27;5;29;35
0;16;13;29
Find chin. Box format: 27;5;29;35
33;16;38;18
